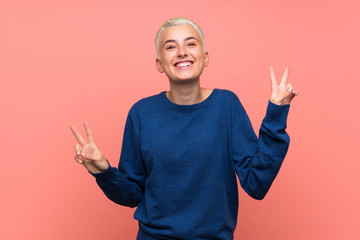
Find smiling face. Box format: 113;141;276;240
156;24;209;83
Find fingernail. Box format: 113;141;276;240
82;153;85;157
79;160;83;164
76;152;80;155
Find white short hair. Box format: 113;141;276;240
155;17;206;59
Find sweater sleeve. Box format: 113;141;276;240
89;112;145;207
232;98;290;200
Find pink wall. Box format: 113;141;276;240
1;0;359;239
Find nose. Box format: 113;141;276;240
177;45;187;58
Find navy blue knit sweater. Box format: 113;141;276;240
91;89;290;239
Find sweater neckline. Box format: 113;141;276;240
160;88;218;110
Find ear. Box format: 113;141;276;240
156;58;164;73
203;52;209;67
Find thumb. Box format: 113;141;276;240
286;83;295;94
74;143;82;155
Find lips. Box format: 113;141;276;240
174;61;194;68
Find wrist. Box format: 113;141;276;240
95;158;109;172
84;157;109;174
270;99;282;106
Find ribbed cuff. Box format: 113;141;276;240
88;160;114;179
263;101;290;127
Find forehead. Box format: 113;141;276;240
160;24;200;44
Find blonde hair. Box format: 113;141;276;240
155;17;206;59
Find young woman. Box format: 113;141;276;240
70;17;298;240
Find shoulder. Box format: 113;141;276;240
214;88;242;104
129;92;164;113
126;92;169;124
214;89;248;116
123;92;165;129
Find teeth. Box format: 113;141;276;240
177;62;191;67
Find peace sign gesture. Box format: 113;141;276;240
70;122;109;174
269;67;298;106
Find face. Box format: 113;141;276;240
156;24;209;83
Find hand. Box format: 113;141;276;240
70;122;109;174
269;66;298;105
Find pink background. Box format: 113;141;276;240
1;0;359;239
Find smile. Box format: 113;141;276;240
174;61;193;69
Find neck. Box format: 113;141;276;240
166;79;211;105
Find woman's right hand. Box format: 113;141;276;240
70;122;109;174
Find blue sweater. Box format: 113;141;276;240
91;89;290;239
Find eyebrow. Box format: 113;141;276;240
162;37;199;47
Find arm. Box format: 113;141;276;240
233;67;297;200
233;100;290;200
91;114;145;207
70;114;145;207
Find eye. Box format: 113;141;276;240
166;45;176;50
187;42;196;47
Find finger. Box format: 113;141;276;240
74;155;84;164
79;145;90;158
291;89;298;96
280;67;289;87
70;125;87;147
288;83;298;96
81;151;87;158
83;121;95;144
74;143;82;155
286;83;298;96
269;66;277;91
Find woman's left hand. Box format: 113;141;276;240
269;66;298;105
